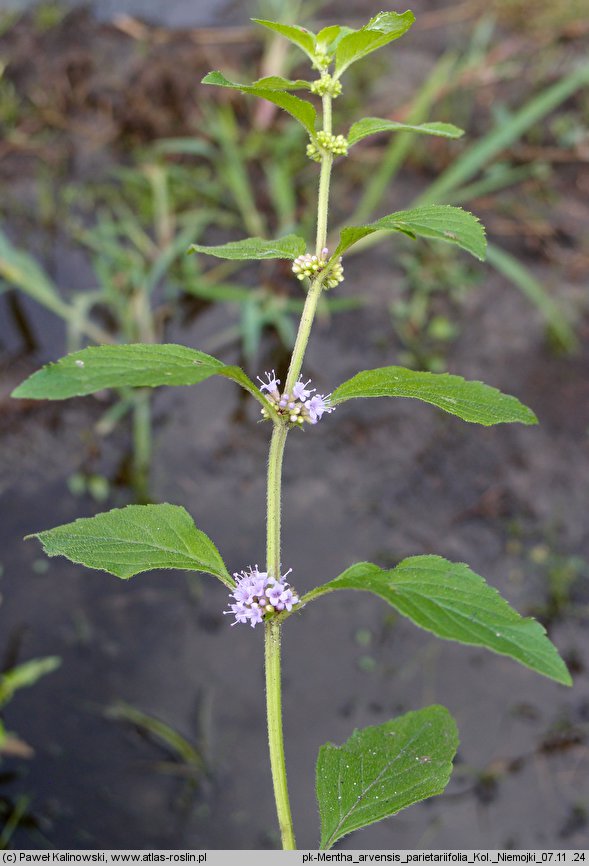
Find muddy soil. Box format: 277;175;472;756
1;0;588;851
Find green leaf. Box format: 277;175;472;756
254;75;311;91
27;503;232;586
315;24;354;51
334;11;416;78
189;234;306;261
251;19;316;61
202;71;316;135
334;205;487;261
304;556;572;686
348;117;464;146
317;705;458;849
0;657;61;708
331;366;537;426
11;343;275;416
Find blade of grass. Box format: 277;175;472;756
486;243;576;351
416;64;589;205
145;220;209;295
105;701;207;772
210;105;267;238
145;163;173;247
0;795;31;850
444;162;550;205
0;230;113;346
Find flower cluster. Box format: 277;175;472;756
225;566;299;628
306;131;348;162
292;247;344;289
310;74;342;98
258;370;335;426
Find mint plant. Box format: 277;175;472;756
12;12;571;850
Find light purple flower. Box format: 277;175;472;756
248;605;264;627
306;393;334;424
225;601;252;625
257;370;281;395
278;587;299;611
292;377;313;403
232;582;254;604
226;566;299;627
266;581;285;607
257;370;334;427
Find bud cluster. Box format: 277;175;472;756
310;74;342;98
258;371;335;427
306;131;348;162
225;566;299;628
292;247;344;289
312;46;331;71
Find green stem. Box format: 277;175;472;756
284;275;325;394
132;389;152;503
266;422;288;579
265;617;296;849
315;94;333;257
264;93;335;851
286;95;334;393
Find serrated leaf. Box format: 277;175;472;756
0;657;61;708
304;556;572;686
317;706;458;849
27;503;232;586
333;205;487;261
348;117;464;146
11;343;275;416
254;75;311;91
331;366;537;426
252;19;316;60
334;11;415;77
189;234;306;261
202;71;316;135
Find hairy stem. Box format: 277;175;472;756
266;422;288;580
264;92;334;850
265;420;292;848
284;275;324;394
285;96;334;393
315;94;333;257
265;617;296;849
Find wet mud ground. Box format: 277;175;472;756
1;0;589;851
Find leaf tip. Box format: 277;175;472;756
10;382;27;399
